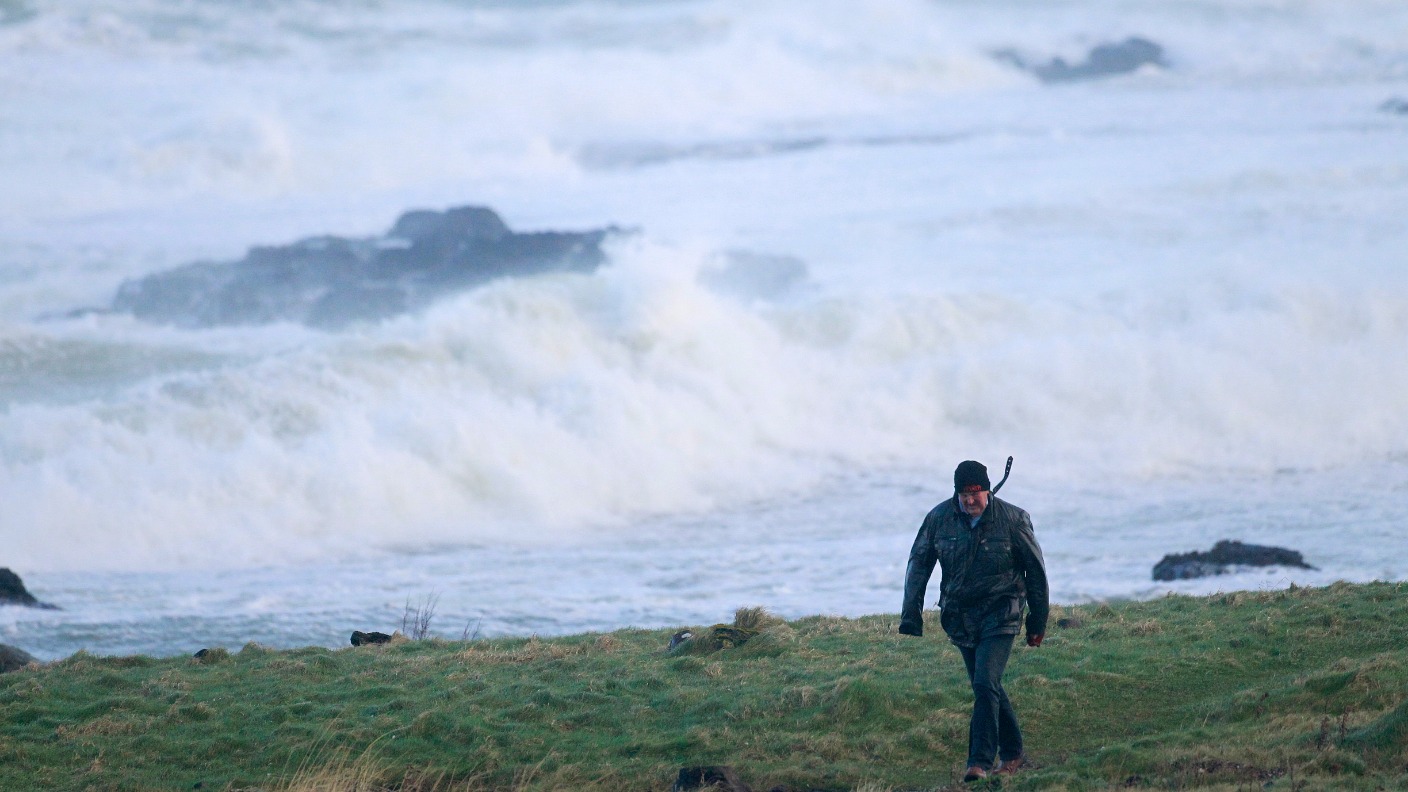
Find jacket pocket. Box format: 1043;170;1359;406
939;607;969;643
977;537;1013;575
936;536;961;566
976;595;1024;638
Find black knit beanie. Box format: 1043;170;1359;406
953;460;990;493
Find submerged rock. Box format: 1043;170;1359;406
0;568;58;609
697;250;808;301
995;37;1167;83
106;206;619;329
1153;540;1316;581
1381;97;1408;115
0;644;38;673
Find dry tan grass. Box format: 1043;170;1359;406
732;605;784;631
274;748;477;792
455;637;591;665
1129;618;1164;635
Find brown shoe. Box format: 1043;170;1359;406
997;756;1025;775
962;766;988;782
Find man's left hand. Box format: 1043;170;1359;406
1026;633;1044;647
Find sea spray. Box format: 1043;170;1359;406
5;237;1407;571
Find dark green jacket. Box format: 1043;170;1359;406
899;496;1049;646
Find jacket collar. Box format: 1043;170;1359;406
951;495;992;528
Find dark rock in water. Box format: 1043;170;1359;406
107;206;619;329
1;643;38;673
698;250;808;302
1381;98;1408;115
673;766;753;792
0;568;59;609
351;630;393;646
1153;539;1316;581
995;37;1167;83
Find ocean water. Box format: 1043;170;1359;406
2;0;1407;661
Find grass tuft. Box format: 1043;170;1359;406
1342;698;1408;753
732;606;783;632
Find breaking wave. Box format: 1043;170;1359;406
4;235;1406;571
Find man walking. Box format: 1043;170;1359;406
900;459;1049;782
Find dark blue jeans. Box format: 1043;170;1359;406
959;634;1022;769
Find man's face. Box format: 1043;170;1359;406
957;489;989;517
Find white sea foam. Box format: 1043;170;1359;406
4;235;1406;572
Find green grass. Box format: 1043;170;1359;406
3;581;1407;791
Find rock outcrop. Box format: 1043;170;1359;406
995;37;1167;83
106;206;619;329
0;644;38;673
1153;540;1316;581
0;568;58;609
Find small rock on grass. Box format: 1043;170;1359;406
673;766;752;792
351;630;394;646
193;648;231;664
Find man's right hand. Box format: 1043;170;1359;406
1026;633;1044;647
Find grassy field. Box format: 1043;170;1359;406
2;581;1407;791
